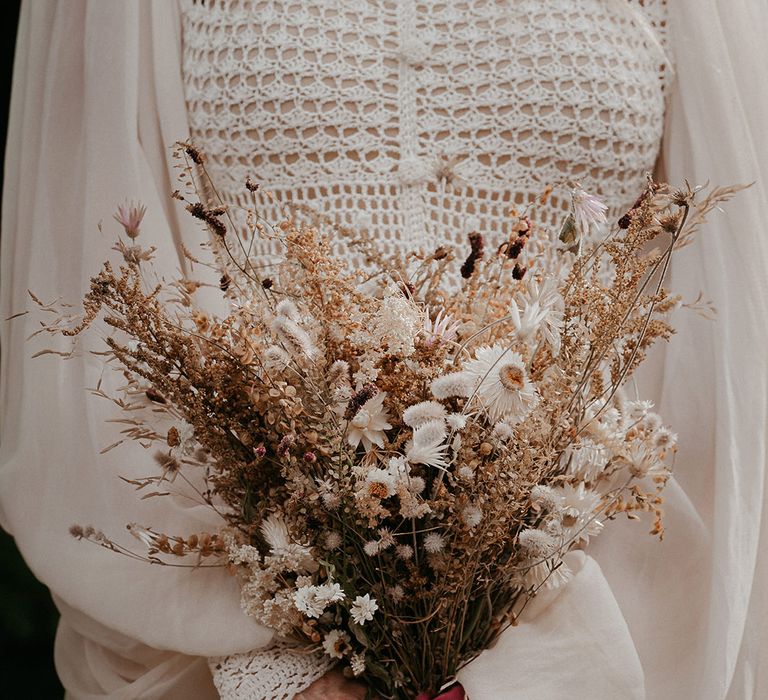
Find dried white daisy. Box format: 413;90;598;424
463;345;539;423
322;629;351;659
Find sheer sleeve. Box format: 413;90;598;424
0;1;275;696
592;2;768;698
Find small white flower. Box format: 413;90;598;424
324;531;342;550
421;309;460;347
294;586;326;618
406;475;426;494
517;528;558;559
424;532;445;553
316;478;341;510
621;445;668;480
653;427;678;452
492;419;516;440
463;345;539;423
561;439;609;482
458;465;475;481
403;400;447;428
395;544;414;560
553;484;604;545
405;420;448;469
406;419;450;469
626;400;654;423
374;293;423;357
350;651;367;676
316;582;346;604
275;299;300;321
431;372;476;400
462;504;483;529
509;276;564;356
364;467;398;498
377;528;396;551
523;557;574;590
446;413;468;430
322;630;351;659
641;411;663;433
572;186;608;235
347;393;392;451
530;485;558;512
350;594;379;625
364;540;381;557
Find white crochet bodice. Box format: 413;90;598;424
180;1;669;697
181;0;668;263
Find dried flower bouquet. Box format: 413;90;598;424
35;144;738;699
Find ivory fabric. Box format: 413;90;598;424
1;1;767;699
179;0;669;263
457;552;645;699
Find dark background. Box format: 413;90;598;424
1;1;65;696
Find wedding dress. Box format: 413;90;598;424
2;1;767;699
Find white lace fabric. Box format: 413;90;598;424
180;1;668;697
182;0;668;264
209;642;333;700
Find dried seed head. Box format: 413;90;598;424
145;388;166;404
512;263;527;280
167;426;181;448
184;143;204;165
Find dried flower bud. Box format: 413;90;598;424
219;274;231;292
69;524;85;539
512;263;527;280
245;177;260;192
145;388;166;404
432;246;449;261
277;435;294;457
255;443;267;457
113;202;146;240
345;383;379;420
262;278;274;289
460;232;484;279
304;451;317;463
507;238;526;259
184;143;204;165
167;426;181;448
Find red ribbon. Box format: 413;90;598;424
415;684;465;700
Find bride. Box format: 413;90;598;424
2;1;767;698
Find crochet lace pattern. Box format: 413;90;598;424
182;0;668;265
182;2;668;697
209;642;333;700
